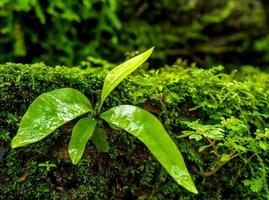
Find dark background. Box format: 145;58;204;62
1;0;269;68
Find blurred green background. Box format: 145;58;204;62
1;0;269;68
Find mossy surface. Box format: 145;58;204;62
0;62;269;199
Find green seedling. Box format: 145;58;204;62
11;48;197;193
38;161;56;172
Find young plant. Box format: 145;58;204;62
11;48;197;193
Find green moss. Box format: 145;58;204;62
0;62;268;199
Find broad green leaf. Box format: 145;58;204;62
91;127;109;152
100;105;197;194
11;88;92;148
68;117;97;164
99;47;154;111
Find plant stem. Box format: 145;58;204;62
195;151;239;177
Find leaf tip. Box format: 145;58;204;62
98;145;109;152
147;46;154;55
71;159;79;165
68;148;81;165
11;137;20;149
69;154;79;165
183;177;198;194
190;185;198;194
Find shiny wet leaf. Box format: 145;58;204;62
99;47;154;110
11;88;92;148
100;105;197;193
68;117;97;164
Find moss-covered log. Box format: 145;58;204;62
0;62;268;199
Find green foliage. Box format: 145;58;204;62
9;48;196;193
101;105;197;193
11;88;92;148
38;161;56;172
68;117;97;165
244;177;264;193
91;127;109;152
0;0;121;65
178;120;224;141
0;0;269;67
99;47;153;110
0;61;268;199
